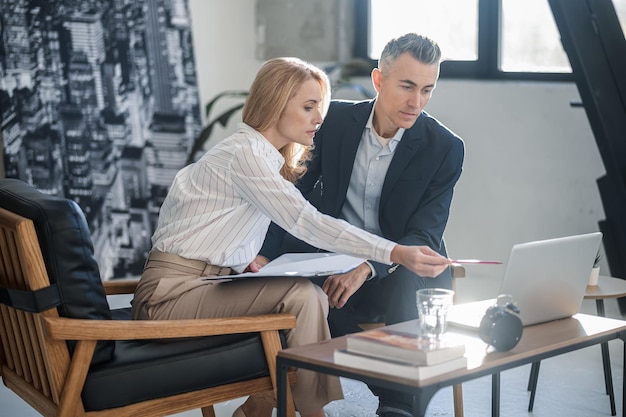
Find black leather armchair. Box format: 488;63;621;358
0;178;296;417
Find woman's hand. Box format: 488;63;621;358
390;245;452;277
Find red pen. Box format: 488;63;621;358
450;259;502;265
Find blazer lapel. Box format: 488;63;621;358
334;102;374;214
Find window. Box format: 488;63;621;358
500;0;569;73
359;0;626;81
369;0;479;62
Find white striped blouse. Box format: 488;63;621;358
152;123;395;272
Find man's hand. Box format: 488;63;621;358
245;255;270;273
322;262;372;309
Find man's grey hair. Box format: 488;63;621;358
378;33;442;71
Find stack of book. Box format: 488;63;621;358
334;328;467;380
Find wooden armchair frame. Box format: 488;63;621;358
0;206;297;417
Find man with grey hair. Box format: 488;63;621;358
260;33;465;417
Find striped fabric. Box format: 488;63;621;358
152;123;395;273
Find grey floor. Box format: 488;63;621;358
1;297;624;417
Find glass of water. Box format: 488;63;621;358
416;288;455;341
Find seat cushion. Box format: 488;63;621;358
0;178;114;364
82;332;281;411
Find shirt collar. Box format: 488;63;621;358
365;102;405;150
237;122;284;163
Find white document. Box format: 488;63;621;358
203;252;365;280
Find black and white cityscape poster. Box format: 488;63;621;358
0;0;203;280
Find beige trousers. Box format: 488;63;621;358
132;259;343;415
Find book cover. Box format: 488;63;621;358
333;349;468;380
346;328;466;366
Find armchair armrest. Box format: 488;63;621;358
102;279;139;295
450;264;465;305
43;313;296;341
41;314;298;417
451;264;466;279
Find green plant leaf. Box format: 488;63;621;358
204;90;248;120
187;102;246;165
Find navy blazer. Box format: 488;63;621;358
261;99;465;279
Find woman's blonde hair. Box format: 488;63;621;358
242;57;330;183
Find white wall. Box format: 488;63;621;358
188;1;607;302
427;81;606;301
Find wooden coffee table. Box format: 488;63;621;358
276;314;626;417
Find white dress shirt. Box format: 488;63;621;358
152;123;395;272
341;103;404;236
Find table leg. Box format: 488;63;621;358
527;362;537;391
492;372;500;417
596;299;617;415
622;334;626;417
527;361;540;412
453;383;464;417
277;357;288;417
601;341;617;415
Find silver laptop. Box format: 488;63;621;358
448;232;603;328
